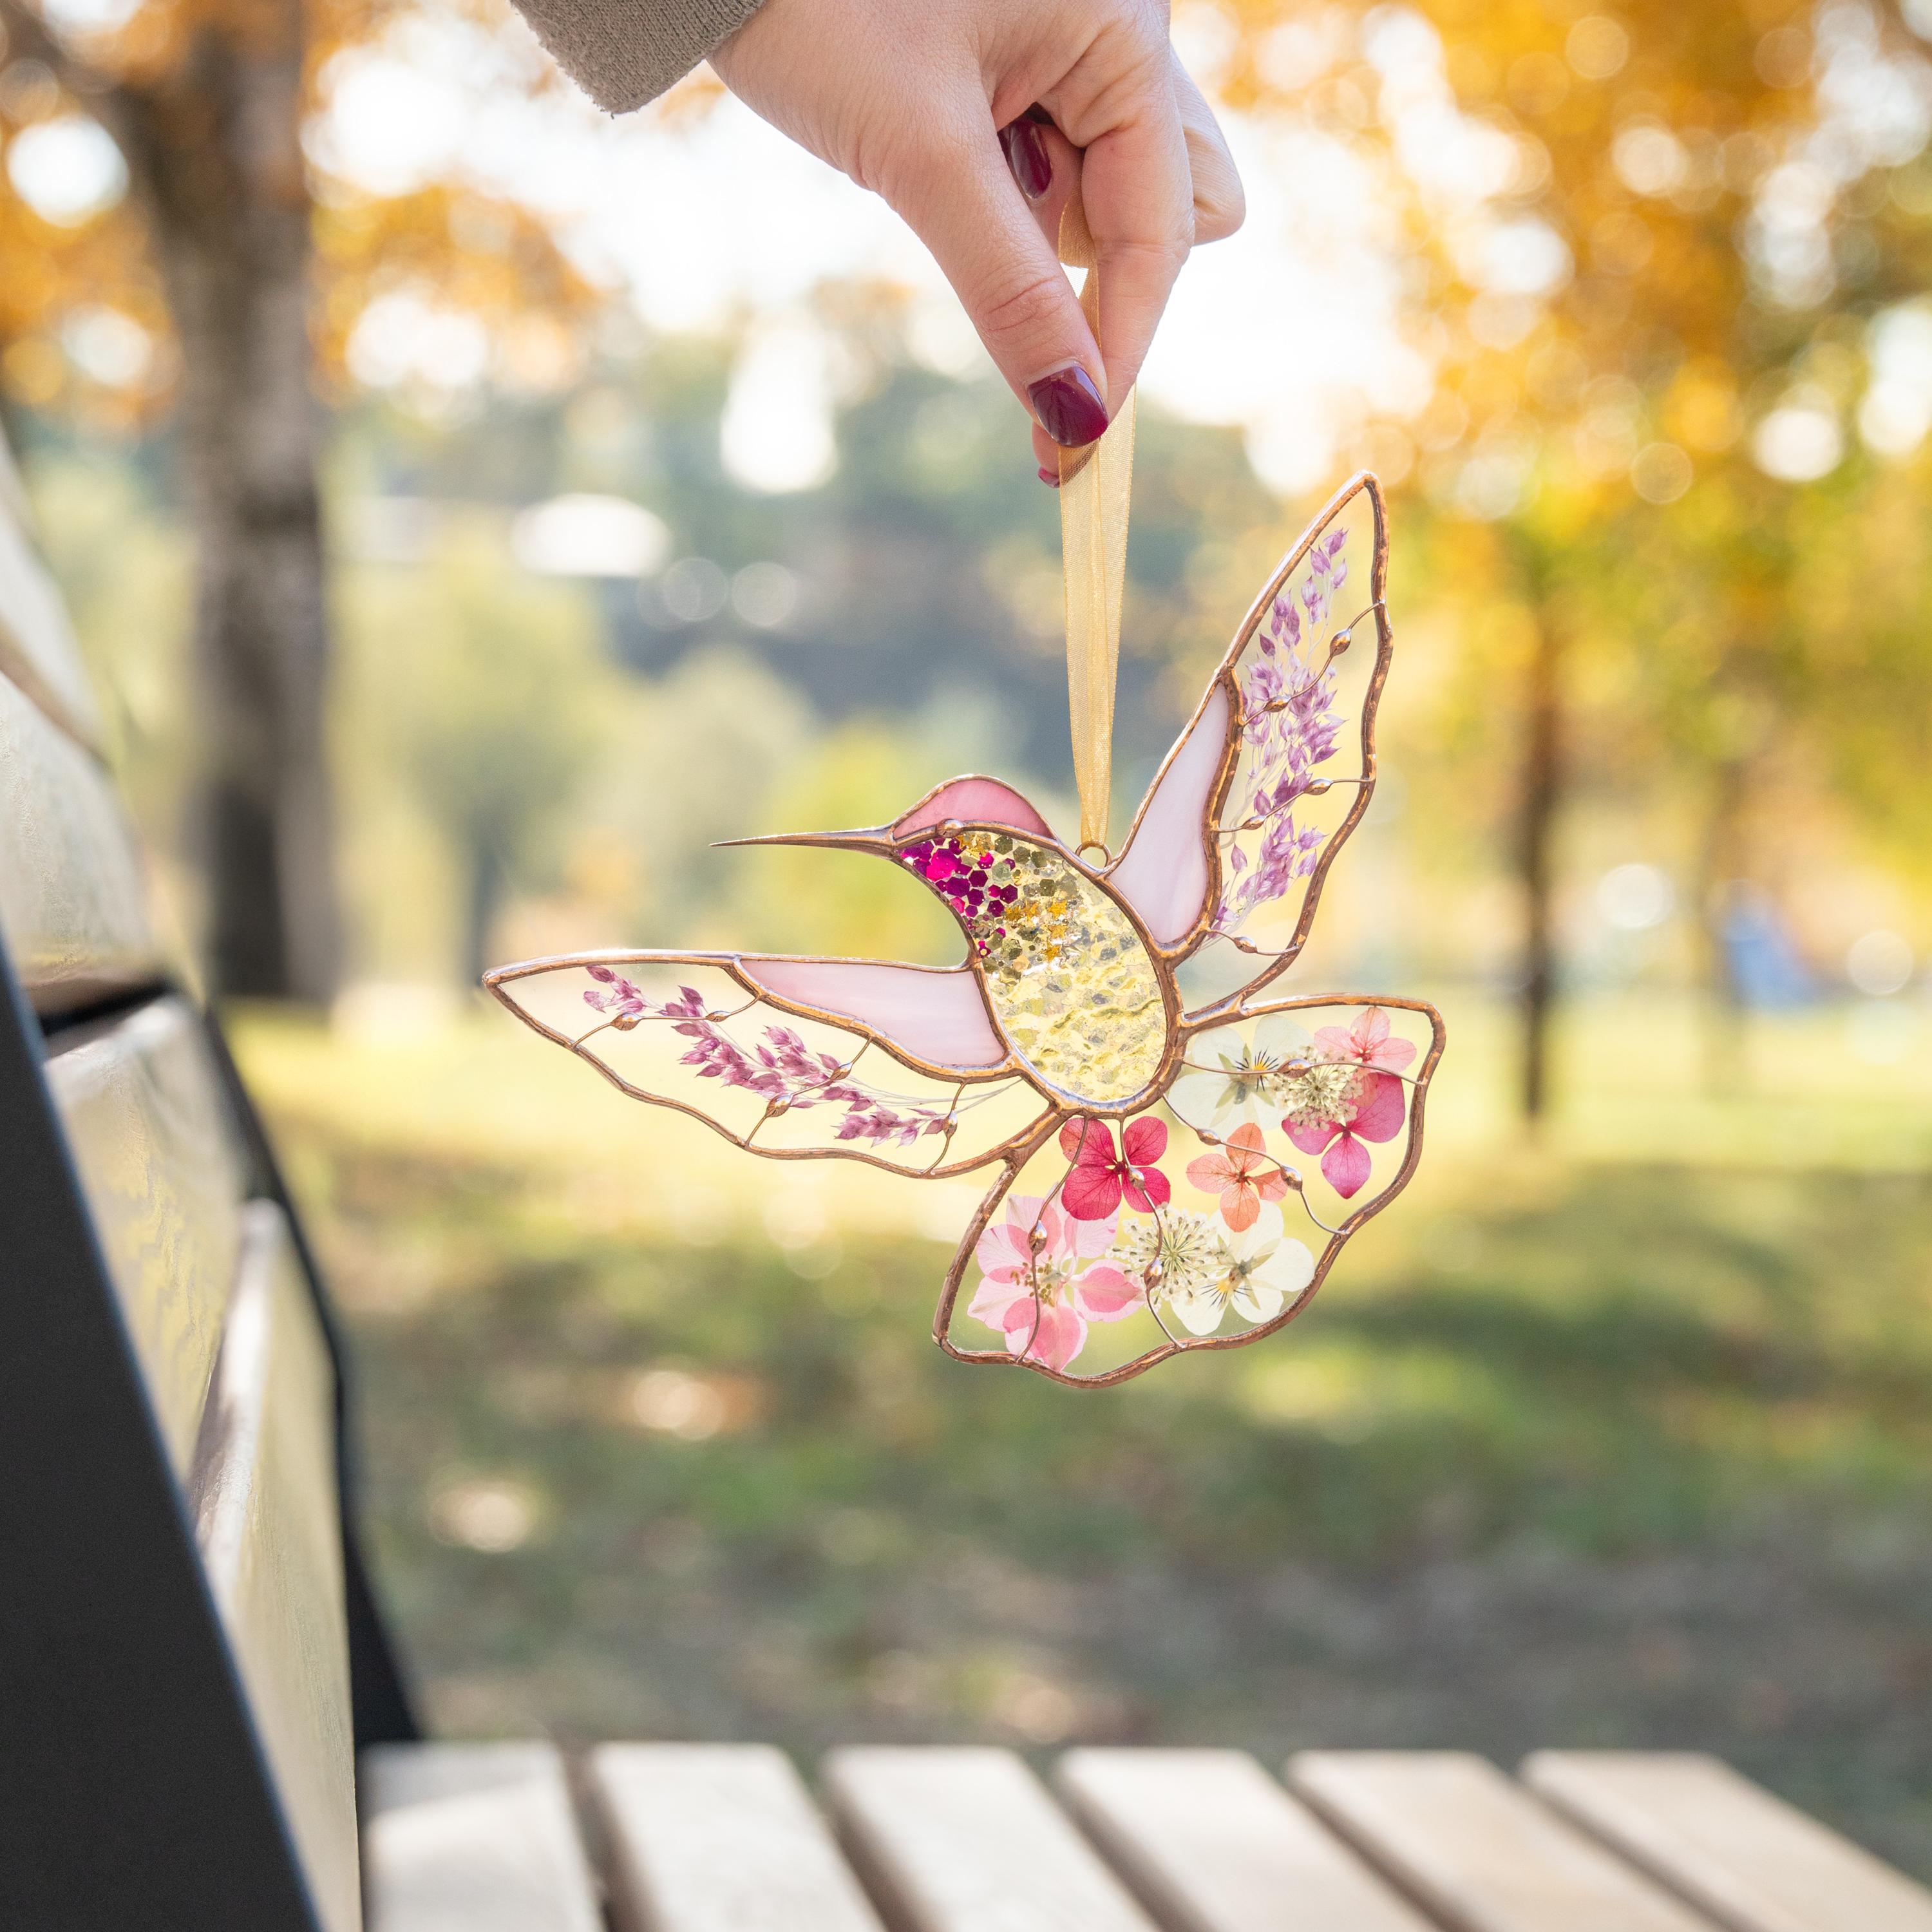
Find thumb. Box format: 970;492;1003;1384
884;119;1111;451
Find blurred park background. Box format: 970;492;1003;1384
6;0;1932;1876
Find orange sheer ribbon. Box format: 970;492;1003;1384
1056;194;1135;857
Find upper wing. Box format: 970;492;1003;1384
1106;473;1390;1014
486;951;1056;1179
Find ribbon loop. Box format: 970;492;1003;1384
1057;195;1134;858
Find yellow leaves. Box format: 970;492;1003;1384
1565;17;1631;83
1506;50;1570;118
1663;363;1742;453
0;143;166;421
312;184;601;392
1589;209;1653;276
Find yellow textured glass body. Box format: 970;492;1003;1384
944;834;1166;1104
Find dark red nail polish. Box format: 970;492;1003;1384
1027;366;1109;448
1039;464;1061;486
999;115;1052;201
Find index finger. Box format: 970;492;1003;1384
1057;55;1193;412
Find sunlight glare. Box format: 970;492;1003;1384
6;116;126;225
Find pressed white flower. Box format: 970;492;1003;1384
1171;1013;1314;1134
1271;1057;1364;1134
1160;1203;1316;1335
1115;1211;1231;1327
1222;1204;1315;1325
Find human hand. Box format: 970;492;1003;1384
711;0;1244;478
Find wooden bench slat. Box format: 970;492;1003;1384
0;667;161;1014
824;1746;1160;1932
194;1200;359;1932
1055;1748;1437;1932
44;995;248;1473
0;493;104;750
1523;1752;1932;1932
591;1743;885;1931
1288;1752;1716;1932
362;1743;604;1932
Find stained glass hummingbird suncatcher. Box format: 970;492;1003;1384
487;472;1444;1387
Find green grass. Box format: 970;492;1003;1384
236;991;1932;1879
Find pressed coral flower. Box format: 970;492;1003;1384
1162;1204;1315;1336
1171;1013;1314;1135
1284;1070;1405;1200
1059;1116;1171;1220
1184;1122;1289;1232
968;1193;1142;1371
1313;1005;1416;1075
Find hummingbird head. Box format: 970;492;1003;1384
713;774;1058;858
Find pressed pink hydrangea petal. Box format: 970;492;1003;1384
1062;1164;1124;1220
1063;1202;1121;1258
1061;1117;1113;1166
1074;1265;1144;1321
968;1274;1027;1328
1315;1007;1418;1074
973;1235;1027;1284
1123;1166;1171;1213
1009;1296;1086;1370
1349;1070;1406;1142
1322;1132;1374;1198
974;1195;1045;1280
1285;1118;1334;1158
1122;1116;1169;1165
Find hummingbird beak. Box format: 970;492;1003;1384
710;829;898;857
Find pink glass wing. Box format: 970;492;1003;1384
743;958;1007;1070
484;953;1050;1179
1106;682;1232;947
892;777;1054;840
1204;482;1385;966
1119;476;1389;1008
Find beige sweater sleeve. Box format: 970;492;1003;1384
510;0;767;113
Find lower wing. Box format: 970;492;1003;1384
484;951;1058;1179
933;992;1444;1387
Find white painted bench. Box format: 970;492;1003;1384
5;430;1929;1931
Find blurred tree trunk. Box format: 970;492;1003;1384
117;29;338;1001
1517;599;1562;1124
12;0;343;1001
1696;752;1748;1097
461;844;503;994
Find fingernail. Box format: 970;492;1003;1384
1038;465;1061;487
999;114;1052;202
1027;366;1109;448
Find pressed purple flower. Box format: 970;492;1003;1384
1216;555;1350;938
582;967;660;1027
